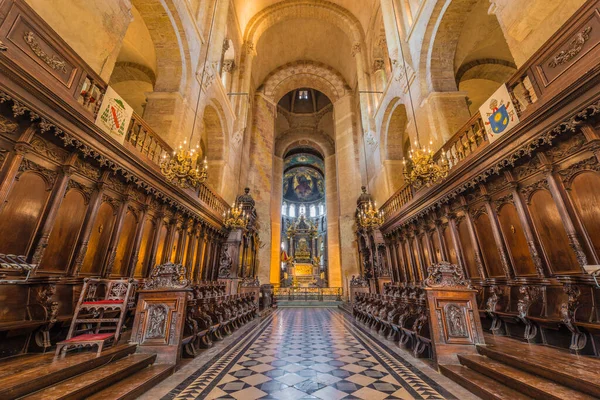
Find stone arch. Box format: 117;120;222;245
275;128;335;158
381;98;409;161
419;0;480;94
244;0;365;46
132;0;191;93
262;61;348;103
456;59;517;114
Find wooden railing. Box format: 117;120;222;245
124;113;171;166
439;112;487;170
380;0;593;222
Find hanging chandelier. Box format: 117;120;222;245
160;140;208;189
160;0;218;189
358;199;385;230
402;140;449;189
223;201;249;230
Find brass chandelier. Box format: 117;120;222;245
358;199;385;230
160;140;208;189
402;140;449;189
223;201;249;230
160;0;218;189
392;0;448;190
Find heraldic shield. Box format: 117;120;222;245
489;104;510;134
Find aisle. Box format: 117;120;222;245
158;308;475;399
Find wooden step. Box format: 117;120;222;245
0;344;136;399
478;337;600;397
86;364;174;400
458;354;595;400
20;353;157;400
440;364;532;400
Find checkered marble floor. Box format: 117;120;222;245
163;309;457;399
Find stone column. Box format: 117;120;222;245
247;95;275;285
334;94;362;286
421;92;471;150
142;92;186;147
325;154;342;288
270;155;283;285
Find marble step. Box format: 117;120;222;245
20;353;156;400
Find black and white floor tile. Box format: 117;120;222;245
160;308;467;400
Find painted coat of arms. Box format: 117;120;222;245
94;86;133;145
479;84;520;144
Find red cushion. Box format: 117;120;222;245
63;333;114;342
82;300;124;305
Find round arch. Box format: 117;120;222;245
262;61;349;103
275;128;335;158
380;98;409;162
132;0;191;93
244;0;365;46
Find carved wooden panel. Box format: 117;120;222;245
0;2;79;90
528;190;579;273
113;210;137;277
569;171;600;257
134;219;156;278
0;173;50;254
457;219;479;278
497;203;537;276
420;235;431;267
403;241;414;282
443;226;459;266
536;6;600;88
474;213;504;277
411;238;422;280
41;189;87;271
431;230;442;263
170;230;180;263
81;202;115;274
154;225;169;266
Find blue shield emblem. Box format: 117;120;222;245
489;104;510;135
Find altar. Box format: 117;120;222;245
282;214;326;287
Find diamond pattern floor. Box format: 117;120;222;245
163;309;457;399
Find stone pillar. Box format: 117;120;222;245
334;95;362;287
270;155;283;285
142;92;185;147
489;0;586;67
247;95;275;285
325;155;342;288
421;92;471;150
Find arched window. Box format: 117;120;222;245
319;203;325;215
282;203;287;216
289;204;296;218
299;204;306;216
309;205;316;217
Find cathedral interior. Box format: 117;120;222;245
0;0;599;398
